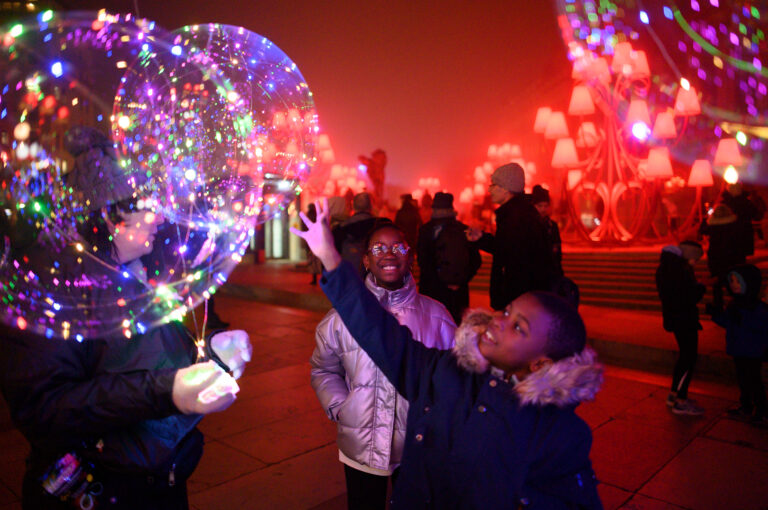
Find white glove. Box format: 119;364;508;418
172;361;237;415
210;329;252;379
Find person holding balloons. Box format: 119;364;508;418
0;127;252;510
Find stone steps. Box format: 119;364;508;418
463;250;768;311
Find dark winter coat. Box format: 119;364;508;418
701;221;745;277
320;261;603;509
395;202;423;250
710;264;768;359
655;246;706;332
477;195;552;310
543;217;563;278
0;320;204;509
417;215;481;322
721;191;759;258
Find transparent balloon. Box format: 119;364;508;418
161;24;318;222
0;12;264;341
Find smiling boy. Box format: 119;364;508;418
294;200;603;509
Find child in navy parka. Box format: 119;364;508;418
293;199;604;509
710;264;768;423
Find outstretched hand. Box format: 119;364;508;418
290;198;342;272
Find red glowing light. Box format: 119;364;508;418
42;95;57;110
117;298;126;307
16;317;27;330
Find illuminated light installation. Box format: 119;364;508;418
536;39;702;243
555;0;765;182
0;12;316;342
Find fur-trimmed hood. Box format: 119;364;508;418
452;308;603;407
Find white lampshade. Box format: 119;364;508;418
687;160;713;187
630;50;650;77
533;107;552;133
625;99;651;128
611;42;633;73
544;111;569;139
645;147;674;179
713;138;742;167
652;112;677;139
674;86;701;116
568;85;595;116
551;138;579;168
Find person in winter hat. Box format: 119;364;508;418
311;222;455;510
294;200;604;509
531;184;562;278
655;241;707;415
0;127;251;509
417;192;481;323
701;203;744;310
467;163;553;310
709;264;768;424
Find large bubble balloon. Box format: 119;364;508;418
0;12;262;341
134;23;318;222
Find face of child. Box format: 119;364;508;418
729;272;744;295
534;201;551;218
477;294;551;375
110;210;163;264
363;227;412;290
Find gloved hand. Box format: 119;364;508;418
210;329;252;379
172;361;237;415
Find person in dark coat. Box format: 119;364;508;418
292;200;604;510
394;193;422;250
0;127;251;509
531;184;562;278
655;242;706;415
701;203;745;310
417;192;481;324
710;264;768;425
333;192;381;277
469;163;552;310
721;183;759;258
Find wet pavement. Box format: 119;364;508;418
0;293;766;509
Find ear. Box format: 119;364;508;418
528;356;553;374
362;253;371;272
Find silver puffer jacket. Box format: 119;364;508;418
310;273;455;472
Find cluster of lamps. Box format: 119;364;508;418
534;39;744;244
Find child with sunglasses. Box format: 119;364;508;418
310;221;456;510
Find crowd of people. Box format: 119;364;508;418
1;140;766;509
656;182;767;422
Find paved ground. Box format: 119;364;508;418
0;292;766;509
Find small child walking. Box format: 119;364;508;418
710;264;768;425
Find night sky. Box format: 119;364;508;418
58;0;572;199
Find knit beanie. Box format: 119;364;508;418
353;192;372;213
432;191;454;210
531;184;550;204
678;240;703;261
707;204;737;226
491;163;525;194
64;126;147;212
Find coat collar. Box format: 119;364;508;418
365;272;417;310
453;308;603;407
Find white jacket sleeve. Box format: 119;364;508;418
309;311;349;421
